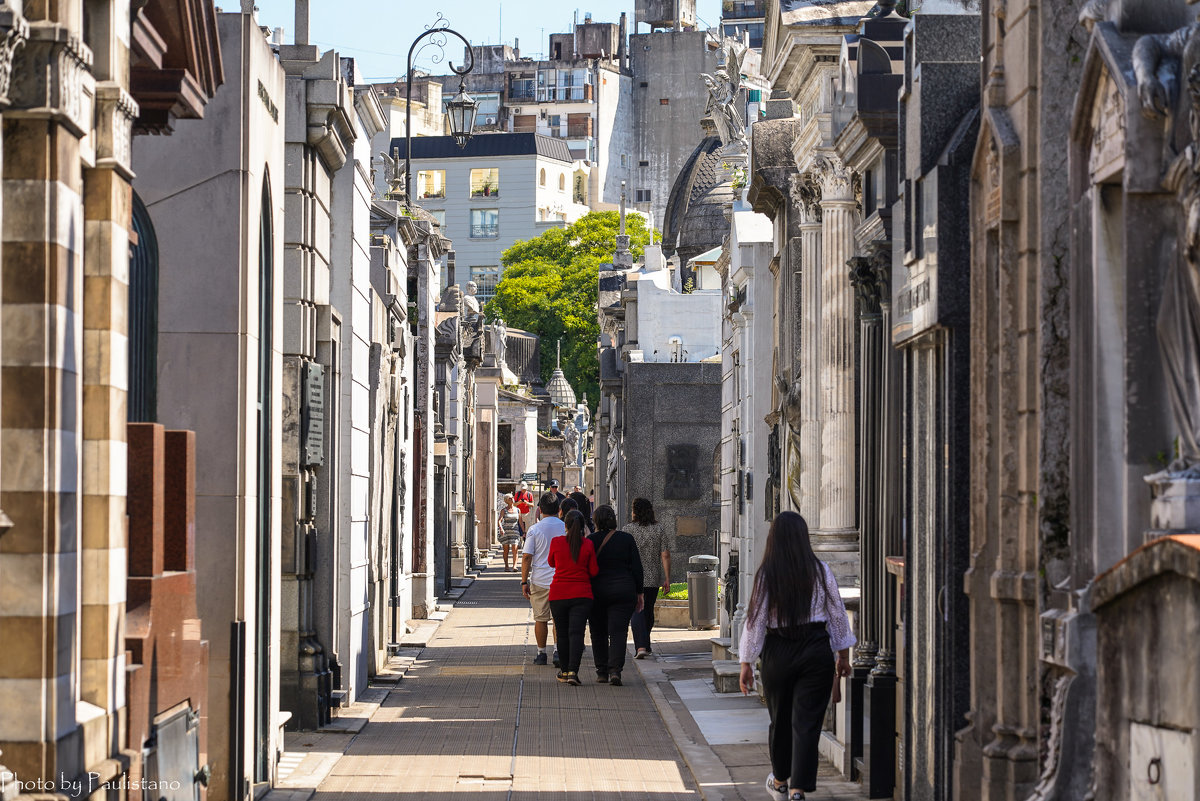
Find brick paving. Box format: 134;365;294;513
278;568;868;801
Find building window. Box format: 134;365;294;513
635;189;651;203
128;192;158;423
639;160;650;167
549;114;562;129
498;424;513;478
540;168;546;186
470;208;499;238
429;209;446;232
471;265;502;301
471;167;500;197
558;173;566;191
659;98;669;105
639;81;648;88
621;154;627;166
417;169;445;198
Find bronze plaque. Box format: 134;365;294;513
675;516;706;537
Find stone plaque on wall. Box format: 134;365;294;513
303;362;325;467
664;443;702;499
675;515;706;536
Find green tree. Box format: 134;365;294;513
484;211;658;406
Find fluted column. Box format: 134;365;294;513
789;173;823;526
815;154;858;532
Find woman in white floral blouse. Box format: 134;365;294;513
738;511;855;801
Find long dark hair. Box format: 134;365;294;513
747;511;825;628
631;497;656;525
564;510;586;561
593;504;617;532
569;491;592;524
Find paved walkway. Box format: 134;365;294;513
273;567;867;801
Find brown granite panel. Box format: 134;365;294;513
80;600;122;660
81;384;123;442
83;167;131;227
1;365;48;429
1;242;71;304
1;740;49;784
2;119;80;185
81;493;125;551
82;274;115;329
126;423;164;577
163;430;195;572
0;616;49;677
0;490;50;554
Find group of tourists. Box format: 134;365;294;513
517;492;672;687
502;484;854;801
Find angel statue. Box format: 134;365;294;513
1135;7;1200;473
702;42;748;155
378;148;404;201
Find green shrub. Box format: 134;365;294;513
660;582;688;600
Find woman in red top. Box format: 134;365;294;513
548;509;598;685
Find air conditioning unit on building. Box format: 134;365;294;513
512;107;522;115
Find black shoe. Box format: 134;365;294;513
556;670;569;683
533;652;548;665
609;672;622;686
596;671;609;683
566;672;581;686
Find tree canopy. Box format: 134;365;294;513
483;211;658;407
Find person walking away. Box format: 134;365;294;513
536;479;567;521
547;510;598;685
587;505;643;686
737;511;855;801
521;493;565;666
627;497;672;659
569;490;595;534
496;493;523;571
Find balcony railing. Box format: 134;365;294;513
470;224;499;238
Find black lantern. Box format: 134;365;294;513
445;79;478;149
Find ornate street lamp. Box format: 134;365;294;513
444;80;478;149
405;14;478;208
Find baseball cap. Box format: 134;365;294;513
549;479;559;488
519;481;528;490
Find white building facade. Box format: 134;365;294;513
399;133;592;298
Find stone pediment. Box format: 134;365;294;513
1071;21;1169;195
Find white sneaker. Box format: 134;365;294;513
764;773;787;801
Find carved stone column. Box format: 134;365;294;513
814;154;858;536
789;173;822;526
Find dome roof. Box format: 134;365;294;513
547;367;576;408
662;129;734;268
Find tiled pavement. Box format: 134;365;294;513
273;567;867;801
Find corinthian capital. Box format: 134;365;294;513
812;153;854;202
788;172;822;224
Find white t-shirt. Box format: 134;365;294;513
522;516;566;588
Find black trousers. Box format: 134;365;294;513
549;597;593;673
759;624;835;793
588;591;636;675
630;586;660;651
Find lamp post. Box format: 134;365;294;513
405;15;478;208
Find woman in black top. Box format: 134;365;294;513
587;504;643;686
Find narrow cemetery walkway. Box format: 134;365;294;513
275;568;868;801
302;569;701;800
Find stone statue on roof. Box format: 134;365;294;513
702;42;748;156
1135;7;1200;474
463;280;481;315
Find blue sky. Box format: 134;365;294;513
248;0;724;81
